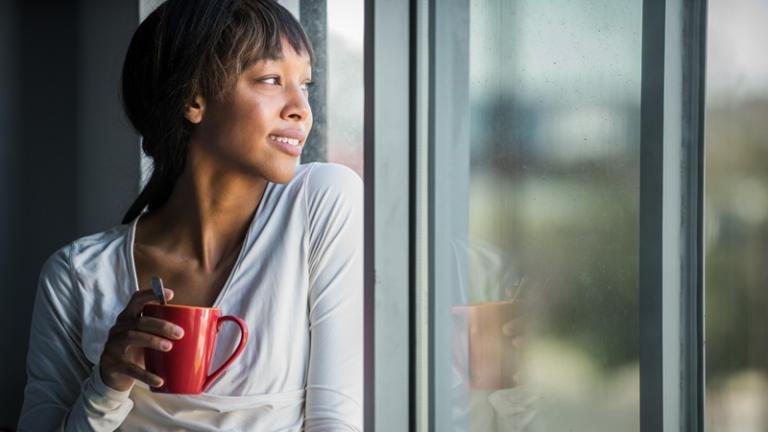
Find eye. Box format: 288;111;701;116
301;80;314;92
258;76;280;85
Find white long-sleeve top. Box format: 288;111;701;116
18;163;363;432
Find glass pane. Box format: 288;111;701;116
289;0;363;175
440;1;642;430
326;0;364;175
705;1;768;430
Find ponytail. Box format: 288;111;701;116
121;169;178;224
121;133;187;224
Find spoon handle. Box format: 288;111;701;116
151;276;167;305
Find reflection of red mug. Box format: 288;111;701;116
452;300;520;390
142;304;248;394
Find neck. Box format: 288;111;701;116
142;155;268;273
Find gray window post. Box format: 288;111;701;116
639;0;706;431
365;0;412;430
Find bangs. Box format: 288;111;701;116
238;3;315;65
203;0;315;99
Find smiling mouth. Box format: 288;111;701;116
269;134;303;157
269;135;301;147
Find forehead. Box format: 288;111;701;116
252;44;312;70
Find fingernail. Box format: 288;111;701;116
153;378;164;387
172;326;184;338
160;341;172;351
163;288;173;297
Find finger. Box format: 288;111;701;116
116;289;160;321
163;288;174;301
118;288;175;321
511;336;524;349
501;318;523;338
135;316;185;340
111;361;165;388
108;319;136;337
110;329;174;354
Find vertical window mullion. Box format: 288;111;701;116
681;0;707;430
641;0;706;431
429;0;471;430
414;0;430;429
639;0;666;428
365;0;411;431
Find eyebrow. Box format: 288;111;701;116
249;57;312;70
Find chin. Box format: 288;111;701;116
263;162;299;184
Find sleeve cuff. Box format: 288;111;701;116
90;364;134;403
61;365;135;430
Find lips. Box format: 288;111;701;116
269;129;305;143
268;136;301;156
269;134;301;146
268;128;305;157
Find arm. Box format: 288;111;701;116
303;164;364;431
18;246;134;432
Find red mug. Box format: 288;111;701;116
142;304;249;394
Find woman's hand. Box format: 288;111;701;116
99;288;184;391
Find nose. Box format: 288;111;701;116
280;84;312;123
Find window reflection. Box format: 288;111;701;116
705;1;768;430
449;0;642;430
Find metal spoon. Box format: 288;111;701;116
151;276;168;305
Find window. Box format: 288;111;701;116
285;0;364;174
431;0;642;429
371;0;706;430
705;0;768;430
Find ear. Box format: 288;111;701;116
184;95;205;124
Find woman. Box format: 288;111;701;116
18;0;362;430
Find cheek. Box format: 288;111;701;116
228;101;272;140
239;97;279;129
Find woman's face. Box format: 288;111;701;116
189;41;313;184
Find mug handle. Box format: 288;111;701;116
203;315;249;391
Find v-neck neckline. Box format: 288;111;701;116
125;181;272;308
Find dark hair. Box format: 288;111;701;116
120;0;314;224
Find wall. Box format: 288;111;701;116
0;1;139;428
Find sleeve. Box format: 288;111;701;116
303;164;364;431
17;245;135;432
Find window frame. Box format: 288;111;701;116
639;0;706;430
364;0;412;431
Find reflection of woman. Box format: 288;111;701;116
18;1;362;430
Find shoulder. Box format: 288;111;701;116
40;224;128;283
35;225;133;363
295;163;363;229
300;162;363;200
38;243;74;288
